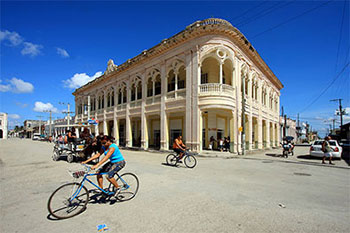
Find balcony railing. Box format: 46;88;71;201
166;89;186;100
107;107;114;113
130;100;141;108
199;83;234;96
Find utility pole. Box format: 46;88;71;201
36;115;44;135
44;110;52;136
330;99;344;128
281;106;284;138
60;102;74;130
297;113;300;143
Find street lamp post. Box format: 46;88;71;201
43;110;52;136
59;102;74;130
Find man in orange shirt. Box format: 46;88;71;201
173;135;187;161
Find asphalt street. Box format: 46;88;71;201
0;138;349;233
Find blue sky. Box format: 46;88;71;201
1;0;349;136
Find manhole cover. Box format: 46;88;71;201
293;172;311;176
262;161;273;163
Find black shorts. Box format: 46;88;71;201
174;148;184;155
98;161;125;178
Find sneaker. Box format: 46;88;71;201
322;161;326;164
329;162;335;165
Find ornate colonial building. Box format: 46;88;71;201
73;18;283;153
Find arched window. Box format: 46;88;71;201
168;70;175;92
131;84;136;101
107;93;111;107
147;79;153;97
178;66;186;89
154;75;161;95
111;91;114;106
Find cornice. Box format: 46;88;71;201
73;18;283;96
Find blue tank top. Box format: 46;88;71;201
104;144;124;163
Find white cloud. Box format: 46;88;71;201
10;78;34;93
56;47;70;58
0;80;11;92
33;102;58;113
63;71;103;89
21;42;43;57
0;30;24;46
0;78;34;93
8;114;20;119
15;101;28;108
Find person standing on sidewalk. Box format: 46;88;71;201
322;136;334;165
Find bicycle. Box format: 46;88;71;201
166;149;197;168
47;164;139;219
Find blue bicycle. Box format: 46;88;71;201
47;164;139;219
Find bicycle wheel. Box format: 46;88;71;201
52;149;60;161
113;173;139;202
47;182;89;219
166;154;178;166
67;152;74;163
184;155;197;168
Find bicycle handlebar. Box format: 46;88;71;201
81;163;91;173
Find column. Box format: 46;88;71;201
152;79;155;103
185;51;192;148
248;114;253;150
258;117;263;149
174;72;178;98
230;110;237;153
141;73;148;149
266;120;270;148
219;62;223;84
87;95;91;120
160;61;168;151
272;123;276;147
125;81;131;147
199;110;203;152
235;57;242;154
191;48;201;152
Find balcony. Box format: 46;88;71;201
166;89;186;100
199;83;234;96
130;100;142;108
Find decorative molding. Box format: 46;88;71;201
105;59;118;75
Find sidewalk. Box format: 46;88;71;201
198;147;350;169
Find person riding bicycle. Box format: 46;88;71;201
173;135;186;162
82;135;125;193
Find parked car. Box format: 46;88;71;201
309;140;343;159
32;133;41;140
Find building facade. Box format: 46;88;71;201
279;116;297;142
23;120;41;138
73;18;283;153
0;113;8;139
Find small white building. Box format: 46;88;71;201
0;113;8;139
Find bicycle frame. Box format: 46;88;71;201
69;171;129;202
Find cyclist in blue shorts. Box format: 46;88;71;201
82;135;125;192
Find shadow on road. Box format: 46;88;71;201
161;162;187;169
265;153;283;158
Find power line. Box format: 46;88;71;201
251;0;334;39
334;0;347;73
231;0;268;22
299;62;350;114
237;0;296;27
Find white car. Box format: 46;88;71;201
32;133;41;140
309;140;343;159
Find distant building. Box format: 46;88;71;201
23;120;41;138
279;116;297;142
0;113;8;139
